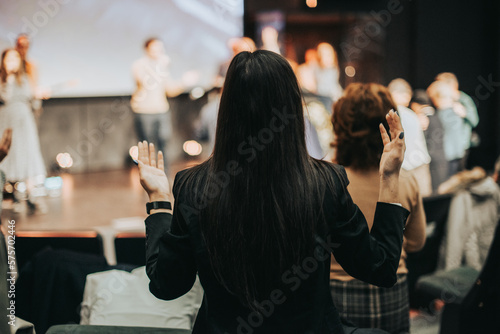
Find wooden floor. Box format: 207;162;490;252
0;161;199;232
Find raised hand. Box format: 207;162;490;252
379;110;405;178
0;128;12;163
137;141;172;202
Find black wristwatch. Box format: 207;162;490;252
146;201;172;214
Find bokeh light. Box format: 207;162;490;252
183;140;203;156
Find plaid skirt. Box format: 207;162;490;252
330;274;410;334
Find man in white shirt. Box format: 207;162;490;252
131;38;183;170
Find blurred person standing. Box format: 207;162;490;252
427;80;468;179
216;37;256;88
436;72;479;169
15;34;50;116
315;42;343;111
131;38;183;171
15;34;37;91
388;79;432;196
297;48;319;93
0;49;46;214
260;26;281;55
411;90;449;192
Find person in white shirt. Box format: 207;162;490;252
388;78;432;196
130;38;183;170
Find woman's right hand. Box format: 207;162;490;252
379;110;405;178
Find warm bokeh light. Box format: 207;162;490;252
306;0;317;8
4;182;13;194
56;152;74;168
129;145;139;162
183;140;203;156
345;65;356;77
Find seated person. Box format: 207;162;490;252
330;83;426;334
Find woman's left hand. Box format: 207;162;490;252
137;141;172;202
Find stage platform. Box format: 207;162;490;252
0;161;199;232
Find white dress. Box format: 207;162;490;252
0;76;46;182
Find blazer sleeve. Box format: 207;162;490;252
328;166;410;287
145;173;197;300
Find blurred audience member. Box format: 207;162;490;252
194;88;220;156
15;35;37;91
437;165;500;271
130;38;183;171
436;72;479;169
388;79;432;196
427;81;467;179
260;26;281;54
315;42;343;111
330;83;426;334
411;90;449;192
0;49;46;214
297;48;319;93
15;34;49;115
216;37;256;87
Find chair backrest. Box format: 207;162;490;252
15;231;104;271
114;232;146;266
407;193;453;307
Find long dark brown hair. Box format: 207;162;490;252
332;83;396;170
180;50;338;309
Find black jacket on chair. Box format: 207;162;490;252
459;220;500;333
145;165;409;334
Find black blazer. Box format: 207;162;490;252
145;164;409;334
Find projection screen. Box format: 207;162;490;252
0;0;243;97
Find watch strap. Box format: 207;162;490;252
147;201;172;214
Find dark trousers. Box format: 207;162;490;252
134;113;171;169
447;158;462;179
